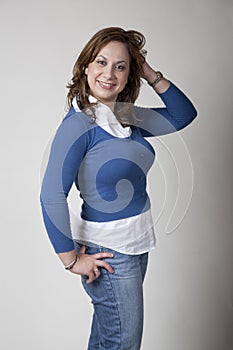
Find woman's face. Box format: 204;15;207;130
85;41;130;104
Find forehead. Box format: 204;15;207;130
97;41;130;61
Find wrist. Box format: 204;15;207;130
64;255;79;271
58;249;77;266
147;70;170;94
146;72;159;85
147;71;164;88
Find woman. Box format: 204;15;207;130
40;27;197;349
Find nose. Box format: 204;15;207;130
103;64;115;80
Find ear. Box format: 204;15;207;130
85;66;88;75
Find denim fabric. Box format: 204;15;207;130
80;244;148;350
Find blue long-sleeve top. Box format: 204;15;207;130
40;83;197;253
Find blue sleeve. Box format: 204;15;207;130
134;82;197;137
40;111;91;253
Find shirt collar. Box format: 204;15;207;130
72;96;132;138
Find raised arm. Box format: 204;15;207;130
134;61;197;137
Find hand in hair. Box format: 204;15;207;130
142;61;157;82
142;61;170;94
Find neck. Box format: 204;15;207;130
101;101;116;112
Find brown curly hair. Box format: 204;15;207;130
66;27;146;112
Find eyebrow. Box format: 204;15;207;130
96;55;128;64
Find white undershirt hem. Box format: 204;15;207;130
72;209;156;255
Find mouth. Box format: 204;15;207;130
97;80;116;90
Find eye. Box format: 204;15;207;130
115;65;126;71
97;60;107;66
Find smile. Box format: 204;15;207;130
97;80;116;89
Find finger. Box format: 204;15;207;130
93;268;100;277
79;245;86;254
86;272;96;284
93;252;114;260
96;260;114;274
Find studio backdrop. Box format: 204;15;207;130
1;0;233;349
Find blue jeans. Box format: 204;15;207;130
80;244;148;350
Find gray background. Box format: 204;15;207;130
1;0;233;349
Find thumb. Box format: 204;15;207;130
79;245;86;254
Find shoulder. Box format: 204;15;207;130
46;109;98;156
62;106;94;127
54;107;97;140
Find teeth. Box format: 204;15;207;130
98;81;113;87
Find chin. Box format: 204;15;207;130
97;94;117;103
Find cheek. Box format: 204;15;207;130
85;63;98;77
89;68;102;81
